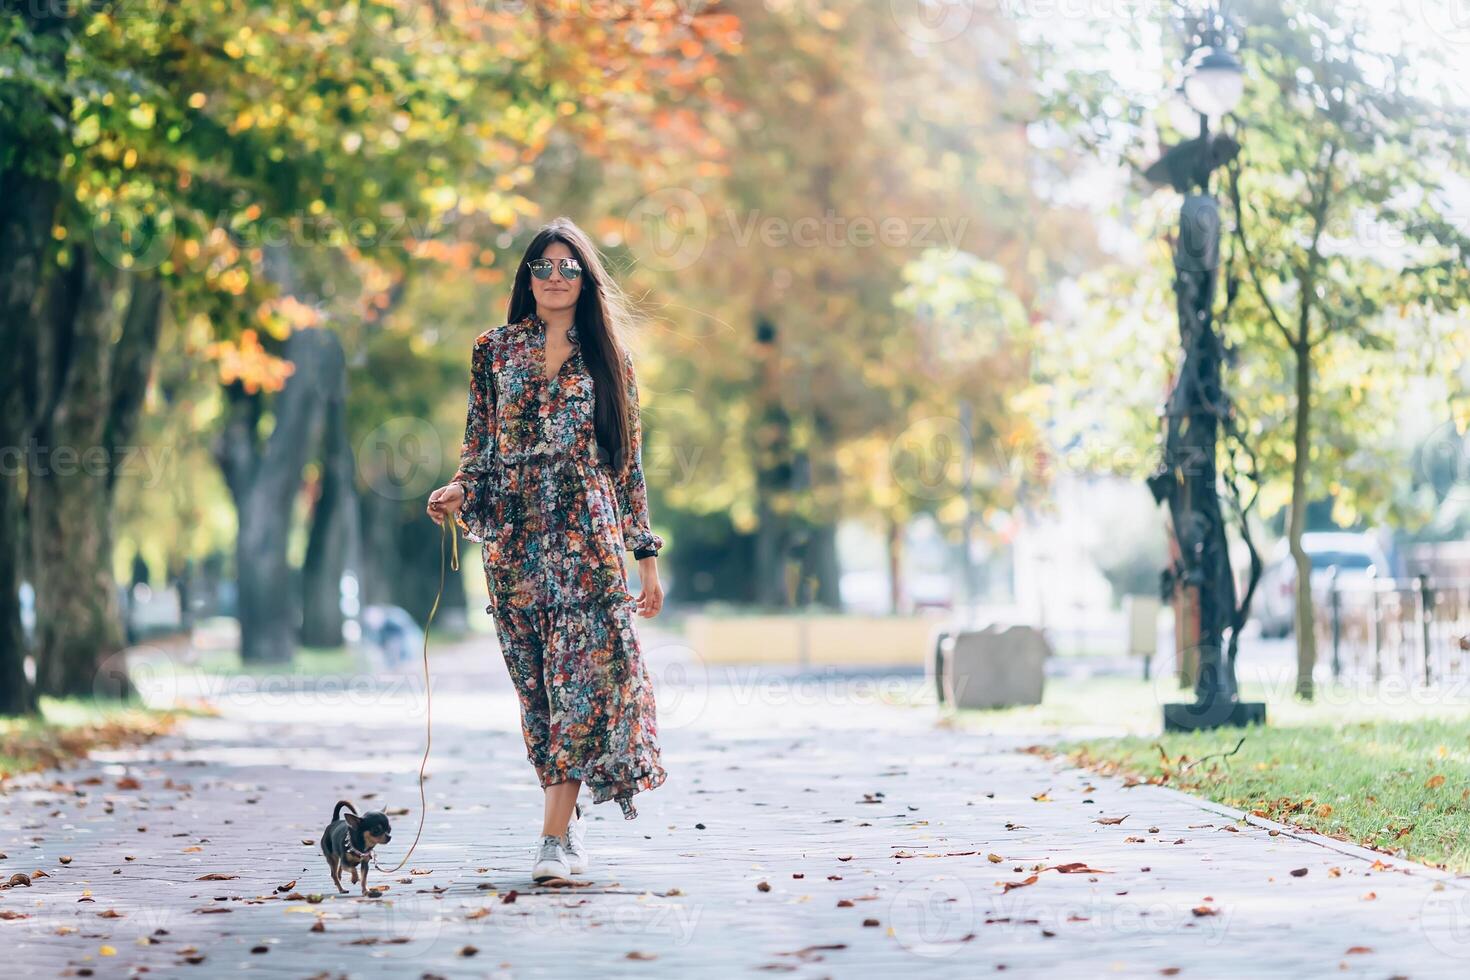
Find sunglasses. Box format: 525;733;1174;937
527;257;583;281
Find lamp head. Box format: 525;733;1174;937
1183;45;1244;118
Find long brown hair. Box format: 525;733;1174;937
506;217;640;476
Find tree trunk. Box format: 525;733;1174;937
886;514;904;614
358;491;401;608
802;521;842;610
106;277;165;482
751;316;794;607
216;329;338;663
301;351;357;648
30;251;134;699
355;493;467;628
1289;344;1316;700
0;168;60;714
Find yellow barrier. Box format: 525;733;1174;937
682;614;941;666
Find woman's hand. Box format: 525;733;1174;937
634;558;664;618
426;482;465;526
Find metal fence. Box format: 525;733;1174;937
1313;573;1470;685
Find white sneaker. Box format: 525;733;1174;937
565;801;589;874
531;833;570;882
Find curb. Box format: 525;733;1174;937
1138;780;1470;891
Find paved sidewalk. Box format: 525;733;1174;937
4;625;1470;978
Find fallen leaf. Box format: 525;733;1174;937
1426;774;1446;790
777;943;848;960
987;853;1004;863
196;873;238;881
1346;946;1373;954
1095;816;1128;825
626;951;658;960
1289;868;1308;878
1000;875;1039;893
1191;906;1219;917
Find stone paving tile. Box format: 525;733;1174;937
3;630;1469;978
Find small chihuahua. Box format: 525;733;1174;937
320;800;393;896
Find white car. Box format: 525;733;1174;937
1253;532;1390;638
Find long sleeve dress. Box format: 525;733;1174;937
451;312;666;613
450;311;668;818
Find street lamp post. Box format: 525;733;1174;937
1143;18;1265;731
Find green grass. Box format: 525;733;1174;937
1;697;191;782
185;645;363;677
944;675;1166;735
137;644;366;681
1061;719;1470;872
945;674;1470;871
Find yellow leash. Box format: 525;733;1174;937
372;517;458;875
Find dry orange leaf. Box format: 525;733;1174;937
1000;875;1039;893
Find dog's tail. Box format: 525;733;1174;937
333;800;358;822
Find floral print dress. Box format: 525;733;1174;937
452;311;668;819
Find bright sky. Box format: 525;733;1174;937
999;0;1470;104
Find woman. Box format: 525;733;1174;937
425;217;668;883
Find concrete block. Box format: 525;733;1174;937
940;624;1049;709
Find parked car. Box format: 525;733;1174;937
1253;532;1389;638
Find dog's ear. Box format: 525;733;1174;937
343;811;361;830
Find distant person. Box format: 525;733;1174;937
426;217;667;883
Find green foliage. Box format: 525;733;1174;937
1027;0;1470;533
